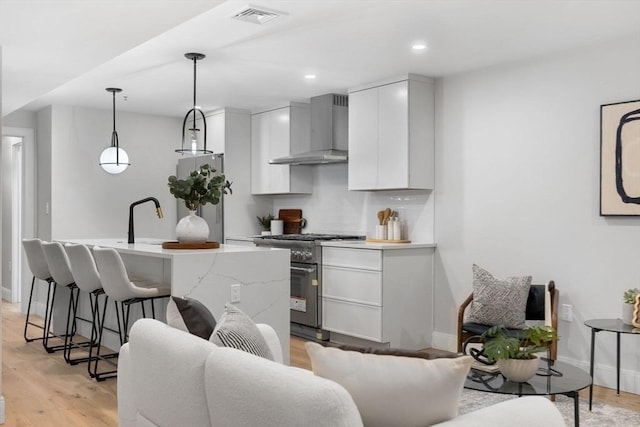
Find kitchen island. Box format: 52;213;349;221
59;238;290;363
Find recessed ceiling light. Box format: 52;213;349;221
412;43;427;51
304;74;316;80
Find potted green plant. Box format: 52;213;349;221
622;288;640;325
480;325;558;382
167;163;232;243
257;214;275;235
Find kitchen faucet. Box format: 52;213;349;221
128;197;163;244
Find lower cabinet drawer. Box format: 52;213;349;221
322;266;382;305
322;298;382;342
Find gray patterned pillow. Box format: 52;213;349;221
210;303;274;360
464;264;532;329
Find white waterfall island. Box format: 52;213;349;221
62;238;290;363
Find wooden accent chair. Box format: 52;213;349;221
457;281;559;362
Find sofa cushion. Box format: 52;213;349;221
306;342;473;427
204;347;363;427
166;296;217;340
210;303;274;360
128;318;217;427
464;264;532;329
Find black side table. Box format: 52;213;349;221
584;318;638;410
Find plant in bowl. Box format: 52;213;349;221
257;214;275;232
480;324;558;382
167;163;232;242
622;288;640;325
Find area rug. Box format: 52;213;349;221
460;389;640;426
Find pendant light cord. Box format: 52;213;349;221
192;55;197;132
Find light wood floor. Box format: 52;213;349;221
3;301;638;425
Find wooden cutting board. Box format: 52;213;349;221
279;209;303;234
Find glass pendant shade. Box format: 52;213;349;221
99;87;130;174
176;52;212;155
100;146;130;174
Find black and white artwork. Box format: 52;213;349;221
600;100;640;216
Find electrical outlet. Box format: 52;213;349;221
230;284;241;303
561;304;573;322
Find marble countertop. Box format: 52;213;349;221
321;240;436;250
60;238;284;259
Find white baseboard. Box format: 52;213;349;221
431;331;459;353
433;331;640;395
0;395;5;424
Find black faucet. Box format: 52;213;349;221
128;197;163;244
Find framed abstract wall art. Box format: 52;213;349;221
601;100;640;216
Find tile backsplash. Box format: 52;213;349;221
270;163;434;242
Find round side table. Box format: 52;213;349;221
584;318;639;410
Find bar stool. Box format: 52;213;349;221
64;243;108;368
92;246;170;380
41;241;94;358
21;238;56;343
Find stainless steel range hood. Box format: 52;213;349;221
270;94;348;165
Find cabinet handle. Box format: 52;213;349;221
291;266;316;273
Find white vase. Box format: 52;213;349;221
622;303;634;325
176;210;209;243
498;356;539;383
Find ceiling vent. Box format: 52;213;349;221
232;5;282;25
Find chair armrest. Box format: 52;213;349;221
257;323;283;364
117;343;137;427
457;293;474;352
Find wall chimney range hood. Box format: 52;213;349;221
270;94;348;165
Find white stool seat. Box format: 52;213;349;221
22;238;55;344
90;246;170;381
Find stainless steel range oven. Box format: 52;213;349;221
254;234;364;340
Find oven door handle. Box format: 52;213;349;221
291;266;316;274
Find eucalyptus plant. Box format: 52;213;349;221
168;163;232;211
623;288;640;304
480;325;558;361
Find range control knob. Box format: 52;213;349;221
303;251;312;261
292;251;300;260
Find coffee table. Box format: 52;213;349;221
464;360;591;427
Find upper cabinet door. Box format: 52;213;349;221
250;111;270;194
250;104;312;195
348;75;434;191
348;88;379;191
377;81;409;189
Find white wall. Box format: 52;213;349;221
434;38;640;393
0;43;6;423
4;110;37;129
41;105;181;240
271;163;435;242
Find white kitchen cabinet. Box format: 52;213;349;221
321;244;434;349
250;103;312;195
348;74;434;191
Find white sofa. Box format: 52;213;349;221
118;319;565;427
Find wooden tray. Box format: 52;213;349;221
365;239;412;243
162;241;220;249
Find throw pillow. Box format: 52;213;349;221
210;303;274;361
166;296;216;340
464;264;532;329
306;342;473;427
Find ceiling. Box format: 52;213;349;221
3;0;640;118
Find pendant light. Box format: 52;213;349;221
176;52;212;155
99;88;130;174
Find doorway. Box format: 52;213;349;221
2;127;35;312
